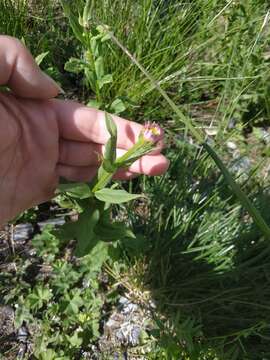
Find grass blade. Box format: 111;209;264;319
203;143;270;239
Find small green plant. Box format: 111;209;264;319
3;229;110;358
61;0;126;114
56;114;164;257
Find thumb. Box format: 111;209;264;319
0;36;60;99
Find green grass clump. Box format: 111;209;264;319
127;143;270;359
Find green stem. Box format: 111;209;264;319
115;139;144;165
92;170;113;192
92;139;147;192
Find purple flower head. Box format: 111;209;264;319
141;122;164;144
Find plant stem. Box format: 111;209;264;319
92;170;113;192
92;139;148;192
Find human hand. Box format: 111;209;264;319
0;36;169;226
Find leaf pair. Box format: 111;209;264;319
55;199;135;257
54;202;100;257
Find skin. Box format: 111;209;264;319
0;36;169;226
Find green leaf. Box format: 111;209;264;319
85;68;97;92
103;113;117;169
80;242;109;274
94;208;135;242
66;331;83;347
62;292;84;315
102;159;117;173
61;1;85;44
95;56;104;79
98;74;113;89
65;57;86;74
55;202;100;257
101;33;112;42
75;207;100;256
96;24;111;41
26;285;52;311
87;99;101;109
96;221;135;242
39;349;57;360
32;225;59;258
110;98;127;114
35;51;49;66
94;188;143;204
56;182;92;199
82;0;93;27
90;37;100;57
105;112;117;138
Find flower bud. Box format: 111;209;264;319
141;122;164;144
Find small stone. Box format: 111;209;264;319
205;128;218;136
14;223;33;243
259;128;270;144
17;326;29;343
226;141;237;150
0;305;15;338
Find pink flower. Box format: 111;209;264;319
141;122;164;144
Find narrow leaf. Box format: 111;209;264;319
56;181;92;199
65;57;85;74
95;56;105;79
110;98;126;114
87;99;101;109
105;112;117;137
82;0;93;26
94;188;143;204
60;1;85;44
104;113;117;167
102;159;117;173
98;74;113;89
35;51;49;66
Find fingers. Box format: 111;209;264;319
59;139;169;175
0;35;60;99
56;149;169;181
59;139;102;166
53;99;147;149
56;164;138;182
128;154;169;175
56;164;98;183
56;154;168;182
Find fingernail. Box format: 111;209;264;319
56;84;65;94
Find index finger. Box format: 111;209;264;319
0;36;59;99
52;99;158;150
